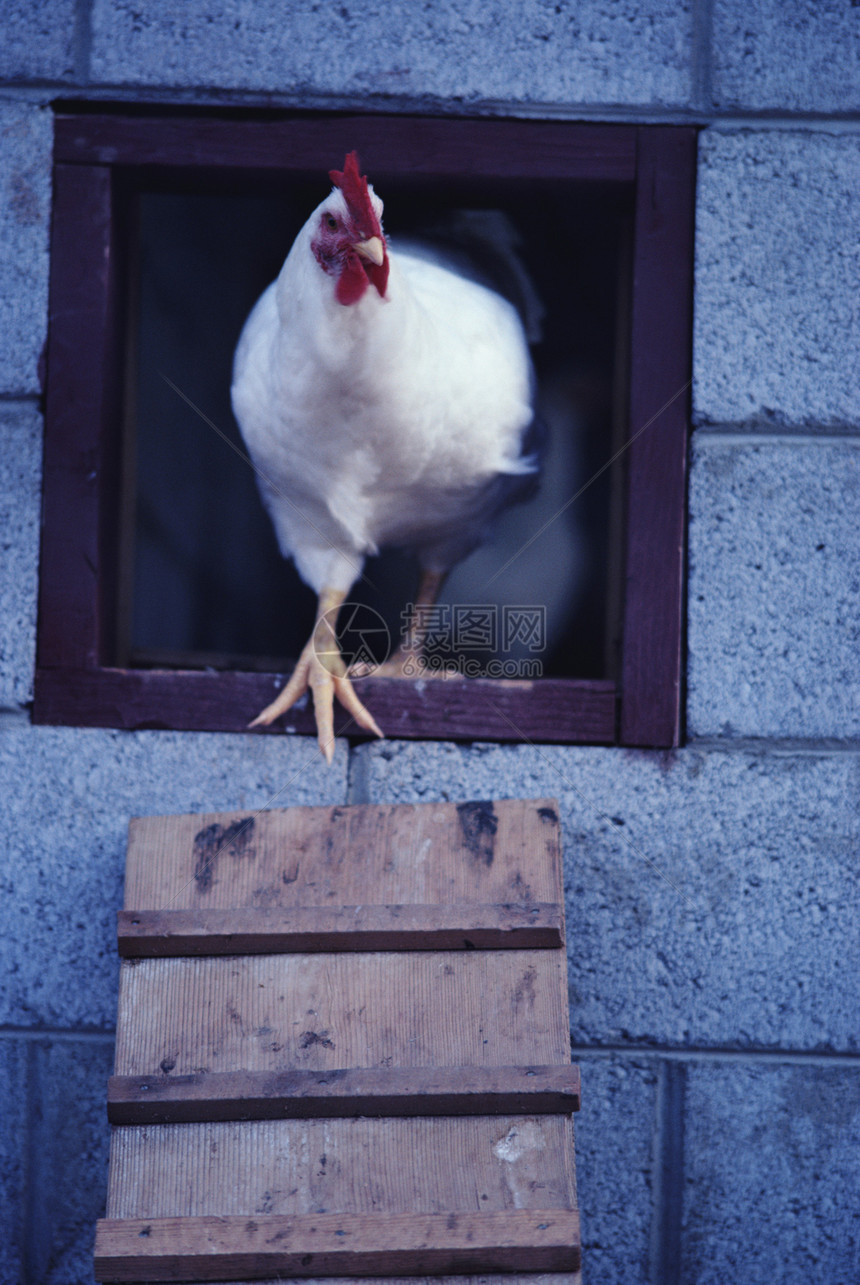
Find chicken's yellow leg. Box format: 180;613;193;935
248;587;383;764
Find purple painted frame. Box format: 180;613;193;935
34;113;696;748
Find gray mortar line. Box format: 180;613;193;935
685;736;860;754
73;0;93;85
648;1060;686;1285
572;1043;860;1067
692;0;715;115
693;428;860;443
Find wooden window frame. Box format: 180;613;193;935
34;111;695;748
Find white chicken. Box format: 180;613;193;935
232;152;541;761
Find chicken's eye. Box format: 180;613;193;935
325;215;338;230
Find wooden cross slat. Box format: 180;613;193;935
95;1208;582;1281
107;1063;582;1124
117;902;563;956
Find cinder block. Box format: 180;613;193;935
688;437;860;741
693;129;860;429
28;1037;114;1285
0;0;78;82
575;1054;658;1285
0;101;52;396
356;740;858;1052
0;724;347;1029
712;0;860;113
90;0;694;108
682;1060;860;1284
0;1039;28;1285
0;403;42;709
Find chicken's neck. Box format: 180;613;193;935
275;230;402;377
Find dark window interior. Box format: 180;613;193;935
122;175;631;682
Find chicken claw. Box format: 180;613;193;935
248;592;383;764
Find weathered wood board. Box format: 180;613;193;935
95;798;580;1283
113;949;570;1073
121;800;562;909
106;1117;577;1217
95;1208;581;1281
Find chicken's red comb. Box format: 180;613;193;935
329;151;379;234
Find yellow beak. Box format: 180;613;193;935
353;236;385;266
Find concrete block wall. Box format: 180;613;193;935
1;2;858;1281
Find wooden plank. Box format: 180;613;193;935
107;1064;581;1124
122;799;563;912
115;1275;580;1285
101;798;579;1284
55;111;635;181
107;1269;581;1279
104;1273;581;1285
619;127;696;748
37;164;120;673
117;902;562;956
32;665;618;744
105;1117;576;1218
113;951;571;1077
94;1207;580;1281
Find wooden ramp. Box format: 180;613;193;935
95;798;581;1283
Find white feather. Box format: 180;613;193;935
231;185;538;596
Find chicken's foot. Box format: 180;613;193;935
248;587;383;764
